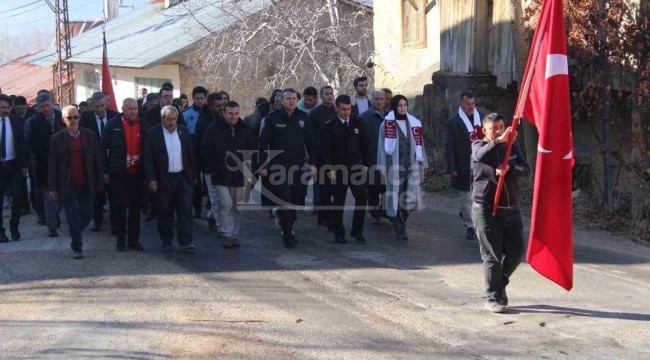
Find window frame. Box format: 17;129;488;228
402;0;427;49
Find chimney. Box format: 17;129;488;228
104;0;120;21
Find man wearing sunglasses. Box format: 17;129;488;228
48;106;104;259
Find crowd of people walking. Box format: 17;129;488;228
0;76;527;312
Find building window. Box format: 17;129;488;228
402;0;427;48
84;70;101;100
134;77;172;97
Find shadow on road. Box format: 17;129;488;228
508;305;650;321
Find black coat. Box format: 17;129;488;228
102;115;150;178
445;114;474;191
79;109;118;141
26;111;65;188
144;124;196;186
2;114;27;169
258;109;310;171
359;108;385;166
202;118;257;187
319;115;370;169
190;105;217;172
307;104;336;164
48;128;104;201
10;108;34;121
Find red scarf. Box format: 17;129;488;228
123;117;142;175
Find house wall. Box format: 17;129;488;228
373;0;441;98
75;63;181;108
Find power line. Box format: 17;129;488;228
0;32;34;57
0;0;101;27
0;2;47;18
0;0;42;15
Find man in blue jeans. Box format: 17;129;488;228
471;113;530;313
48;106;104;259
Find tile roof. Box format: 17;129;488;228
0;54;56;102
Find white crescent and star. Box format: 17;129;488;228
537;54;572;160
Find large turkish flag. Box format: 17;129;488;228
519;0;574;290
102;34;118;111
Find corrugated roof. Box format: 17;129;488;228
25;0;372;70
0;54;56;102
26;0;267;69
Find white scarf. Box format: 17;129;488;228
458;107;482;138
383;111;424;162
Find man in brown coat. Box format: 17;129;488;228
49;106;104;259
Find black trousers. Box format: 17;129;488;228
330;176;367;237
273;170;303;232
111;174;144;243
471;203;524;304
367;183;386;219
192;174;203;213
0;161;23;231
93;187;115;226
156;172;193;246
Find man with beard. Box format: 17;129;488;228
351;76;370;115
183;86;209;219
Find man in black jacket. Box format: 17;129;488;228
0;95;28;242
103;98;149;252
445;92;483;240
195;92;222;231
202;101;256;248
26;93;65;236
145;105;197;251
9;96;32;216
308;86;336;223
471;113;530;313
258;88;315;248
79;91;118;232
360;89;387;224
320;95;370;244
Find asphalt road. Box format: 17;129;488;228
0;192;648;359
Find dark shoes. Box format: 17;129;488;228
10;225;20;241
180;244;195;251
282;230;297;248
127;242;145;251
207;218;218;232
222;237;241;249
0;233;9;243
335;235;348;244
351;233;366;244
48;229;58;238
92;222;102;232
115;236;126;252
466;228;477;240
72;251;83;260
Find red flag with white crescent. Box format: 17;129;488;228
102;32;117;111
518;0;574;290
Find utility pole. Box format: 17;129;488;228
45;0;74;105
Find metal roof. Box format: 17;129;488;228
26;0;373;70
26;0;266;69
0;55;57;102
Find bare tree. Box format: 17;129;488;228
179;0;374;93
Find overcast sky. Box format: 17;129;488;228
0;0;151;37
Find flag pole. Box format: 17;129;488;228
492;0;551;217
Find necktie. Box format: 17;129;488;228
1;118;6;160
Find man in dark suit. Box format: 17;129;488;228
445;92;483;240
308;86;336;224
360;89;387;224
79;91;118;232
320;95;370;244
48;106;104;259
103;98;149;252
8;95;32;216
0;95;28;242
145;105;197;251
26;93;65;236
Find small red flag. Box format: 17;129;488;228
519;0;574;290
102;33;117;111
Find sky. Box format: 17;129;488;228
0;0;151;37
